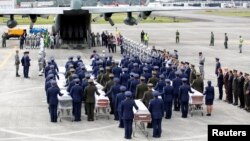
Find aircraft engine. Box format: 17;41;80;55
124;12;137;26
104;13;114;26
7;15;17;28
30;15;37;23
138;11;152;20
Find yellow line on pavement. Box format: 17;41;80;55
0;46;17;70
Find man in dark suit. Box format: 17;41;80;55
163;79;174;119
238;72;245;108
121;91;138;139
115;86;126;128
233;70;239;105
70;78;83;121
179;78;194;118
223;68;229;102
227;70;234;104
148;91;164;138
215;58;221;76
47;80;62;122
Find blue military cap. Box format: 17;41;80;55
134;74;139;78
68;56;73;60
126;55;130;59
182;78;188;82
120;86;126;91
77;55;81;59
72;74;79;79
133;63;138;67
114;77;120;82
74;78;80;83
130;72;135;77
80;65;85;69
97;61;102;65
48;74;54;79
153;66;159;69
50;56;55;61
153;91;160;96
160;74;165;79
85;73;91;78
122;68;128;72
100;67;104;71
77;62;83;66
146;60;151;64
125;91;132;97
165;79;171;83
50;80;57;85
50;65;55;69
69;64;74;68
175;71;181;75
47;60;51;64
143;67;148;71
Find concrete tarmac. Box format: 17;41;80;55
0;11;250;141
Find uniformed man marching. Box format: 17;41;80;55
142;83;154;128
84;79;100;121
163;79;174;119
115;86;127;128
15;50;21;77
179;78;194;118
191;73;204;93
121;91;138;139
70;78;83;121
135;76;148;99
148;91;164;138
47;80;62;122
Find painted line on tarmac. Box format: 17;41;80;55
0;46;17;70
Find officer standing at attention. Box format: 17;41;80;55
163;79;174;119
2;32;7;48
203;81;215;116
172;72;182;111
21;51;31;78
121;91;138;139
179;78;194;118
15;50;21;77
70;78;83;121
47;80;62;122
115;86;127;128
84;79;100;121
215;58;221;76
142;83;154;128
191;73;204;93
148;71;159;87
135;76;148;99
224;33;228;49
148;91;164;138
233;70;239;106
210;32;214;46
176;30;180;44
239;36;244;53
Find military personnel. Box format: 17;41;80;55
121;91;138;139
47;80;62;122
112;61;122;78
83;79;100;121
70;78;83;121
141;30;145;43
65;56;74;72
238;72;245;108
217;69;224;100
247;77;250;112
233;70;239;106
179;78;194;118
129;74;140;98
210;32;214;46
176;30;180;43
101;67;111;86
2;32;7;48
191;73;204;109
172;72;182;111
120;68;130;86
224;33;228;49
190;64;196;84
154;75;166;94
227;70;234;104
148;91;164;138
148;71;159;87
239;36;244;53
21;51;31;78
103;74;114;114
15;50;20;77
223;68;229;102
199;52;205;79
243;73;249;111
203;81;215;116
97;68;104;84
142;83;154;128
215;58;221;76
135;76;148;99
144;33;149;46
115;86;127;128
163;79;174;119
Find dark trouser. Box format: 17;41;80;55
224;41;228;49
109;97;114;114
112;101;119;120
118;110;124;128
105;41;108;48
123;119;133;139
176;37;179;43
210;39;214;46
102;39;105;46
73;102;82;121
239;92;245;108
85;102;95;121
20;43;24;49
120;45;124;54
245;94;249;109
218;84;223;100
152;119;162;137
174;94;180;111
233;90;238;105
2;41;6;47
224;85;228;101
108;44;112;53
49;104;58;122
228;88;233;103
16;65;19;76
165;101;173;118
181;101;188;118
23;66;29;78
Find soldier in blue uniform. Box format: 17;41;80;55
154;75;166;94
70;78;83;121
21;51;31;78
74;55;83;68
50;57;59;72
121;91;138;139
106;78;121;120
115;86;127;128
163;79;174;119
120;68;130;86
129;73;140;98
49;65;59;80
47;80;62;122
112;61;122;78
65;56;74;71
179;78;194;118
141;67;151;82
44;60;52;78
184;62;191;83
203;81;215;116
131;63;141;75
172;72;182;111
67;74;78;92
148;91;164;138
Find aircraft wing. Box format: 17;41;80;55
0;7;70;15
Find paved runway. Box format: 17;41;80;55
0;11;250;141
